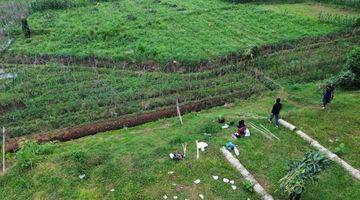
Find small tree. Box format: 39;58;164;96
279;151;331;200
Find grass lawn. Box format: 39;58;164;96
7;0;351;66
1;87;359;199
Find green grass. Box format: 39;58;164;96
1;89;359;199
6;0;351;67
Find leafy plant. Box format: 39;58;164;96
334;143;346;156
244;180;254;193
279;151;331;199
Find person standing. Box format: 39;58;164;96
269;98;283;127
322;84;335;110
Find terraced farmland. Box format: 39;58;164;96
4;0;359;69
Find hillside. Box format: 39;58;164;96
0;0;359;199
0;86;359;199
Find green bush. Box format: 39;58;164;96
65;149;87;163
347;46;360;80
30;0;75;12
329;46;360;89
200;120;222;134
329;70;356;89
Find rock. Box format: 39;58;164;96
230;180;235;184
199;194;204;199
223;178;229;183
231;185;237;190
194;179;201;184
212;175;219;180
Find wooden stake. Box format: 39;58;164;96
176;98;183;125
196;140;199;159
2;127;5;173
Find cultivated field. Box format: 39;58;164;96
4;1;359;68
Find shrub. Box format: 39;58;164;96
329;70;355;89
65;149;87;163
200;120;222;134
347;46;360;80
15;140;55;170
279;151;331;198
329;46;360;89
30;0;75;12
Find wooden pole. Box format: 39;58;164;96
176;98;183;125
196;140;199;159
2;127;5;173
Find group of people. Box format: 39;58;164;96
232;84;335;138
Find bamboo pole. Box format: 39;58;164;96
176;98;183;125
196;140;199;159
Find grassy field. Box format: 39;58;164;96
0;87;359;199
5;1;357;67
1;33;358;138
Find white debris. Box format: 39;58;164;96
194;179;201;184
197;142;208;149
234;147;240;156
329;139;334;143
110;189;115;192
231;185;237;190
79;174;86;179
222;124;229;129
212;175;219;180
200;147;206;152
223;178;229;183
163;195;168;199
199;194;204;199
172;183;177;186
173;196;178;199
168;171;174;175
230;180;235;185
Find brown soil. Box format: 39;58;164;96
5;91;250;152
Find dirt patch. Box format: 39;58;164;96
0;101;26;113
5;91;250;152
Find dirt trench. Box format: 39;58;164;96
4;91;250;152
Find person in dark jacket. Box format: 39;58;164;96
322;84;335;110
269;98;283;127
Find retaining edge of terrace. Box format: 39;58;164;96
4;92;250;152
220;147;274;200
279;119;360;181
